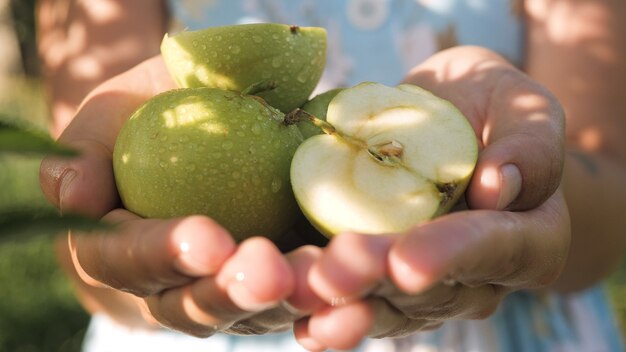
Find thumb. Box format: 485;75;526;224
40;140;119;218
39;55;174;217
467;76;565;211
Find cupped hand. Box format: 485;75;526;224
294;46;570;351
40;56;326;337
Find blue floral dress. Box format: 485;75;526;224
83;1;624;351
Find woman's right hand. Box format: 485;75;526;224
40;55;325;337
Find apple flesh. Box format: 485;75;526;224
161;23;327;113
113;87;304;242
290;82;478;237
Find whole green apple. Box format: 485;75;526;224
290;82;478;237
160;23;327;113
113;87;304;242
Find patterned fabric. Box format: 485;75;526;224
166;0;526;93
82;1;625;351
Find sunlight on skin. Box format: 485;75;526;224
479;165;500;194
68;55;104;79
579;128;603;152
527;0;617;63
82;0;124;25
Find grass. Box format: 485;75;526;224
0;77;90;352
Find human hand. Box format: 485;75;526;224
39;56;326;337
293;46;570;351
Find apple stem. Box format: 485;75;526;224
284;108;337;135
242;80;278;96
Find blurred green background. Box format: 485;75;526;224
0;1;625;351
0;1;90;351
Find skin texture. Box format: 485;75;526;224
36;0;626;351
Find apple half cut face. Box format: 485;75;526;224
290;82;478;237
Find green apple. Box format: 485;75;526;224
160;23;327;113
113;87;304;242
289;82;478;237
298;88;343;139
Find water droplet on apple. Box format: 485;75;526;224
231;45;241;54
185;163;196;172
237;131;245;137
251;124;262;135
297;72;307;83
271;178;282;193
222;141;233;150
272;57;282;68
192;40;199;47
252;35;263;43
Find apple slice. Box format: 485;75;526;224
289;82;478;237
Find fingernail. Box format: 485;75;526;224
59;169;77;214
228;272;279;312
389;256;431;294
497;164;522;210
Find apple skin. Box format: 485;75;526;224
113;87;304;242
161;23;327;113
290;82;478;238
298;88;343;139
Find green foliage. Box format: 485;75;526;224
0;237;89;352
0;116;78;157
0;85;97;350
0;117;104;242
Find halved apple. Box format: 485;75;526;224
289;82;478;237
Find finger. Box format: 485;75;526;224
145;237;294;336
404;46;565;211
40;55;174;217
71;211;236;296
308;232;394;305
218;245;327;335
285;245;326;314
388;192;569;293
294;317;327;352
367;298;431;339
468;75;565;211
307;300;373;351
375;280;506;322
